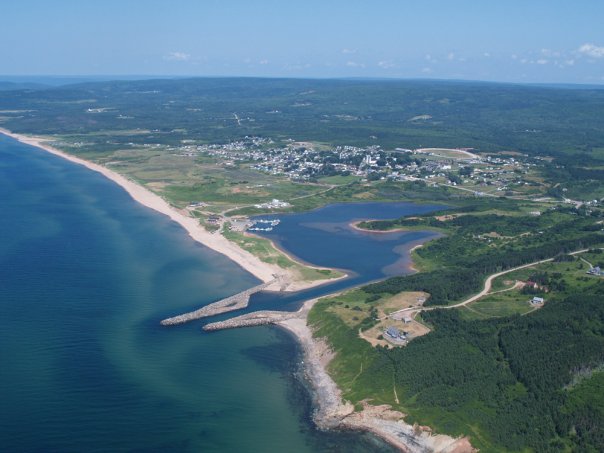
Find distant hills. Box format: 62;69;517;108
0;81;50;91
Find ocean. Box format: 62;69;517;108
0;134;438;452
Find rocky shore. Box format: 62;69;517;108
206;297;475;452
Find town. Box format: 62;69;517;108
172;135;591;204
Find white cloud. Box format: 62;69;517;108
341;48;357;54
536;59;548;65
283;63;311;71
164;51;191;61
483;52;491;58
578;43;604;58
540;48;560;57
346;61;365;68
259;59;269;65
378;60;395;69
565;59;575;66
421;67;433;74
447;52;455;61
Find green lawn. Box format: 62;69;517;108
317;174;362;184
461;293;535;320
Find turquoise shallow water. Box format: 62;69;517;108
0;135;399;452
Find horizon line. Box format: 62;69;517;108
1;74;604;89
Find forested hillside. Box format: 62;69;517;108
1;78;604;158
311;202;604;451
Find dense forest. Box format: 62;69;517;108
391;288;604;451
1;78;604;160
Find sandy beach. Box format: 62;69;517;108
0;129;339;292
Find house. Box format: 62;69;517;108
531;297;544;305
587;266;602;276
385;327;401;339
403;316;413;324
385;326;407;341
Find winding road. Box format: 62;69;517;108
390;247;597;317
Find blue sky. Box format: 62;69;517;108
2;0;604;84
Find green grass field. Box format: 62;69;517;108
460;293;535;320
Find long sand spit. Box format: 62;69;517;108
0;129;337;292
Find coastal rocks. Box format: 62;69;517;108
278;312;476;453
202;310;297;331
181;292;477;452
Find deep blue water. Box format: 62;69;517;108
0;134;440;452
256;201;444;279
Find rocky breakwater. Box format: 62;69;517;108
202;310;297;331
161;277;279;326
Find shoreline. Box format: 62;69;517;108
241;229;349;291
2;128;472;451
350;220;414;234
204;289;473;452
276;296;475;453
0;129;338;292
350;220;440;274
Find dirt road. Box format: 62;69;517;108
390;248;596;317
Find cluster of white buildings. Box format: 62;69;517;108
253;199;291;210
168;136;556;195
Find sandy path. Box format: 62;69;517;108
415;148;479;159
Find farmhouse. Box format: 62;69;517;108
385;326;408;342
531;296;545;305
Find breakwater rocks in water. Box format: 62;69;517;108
203;310;297;331
161;277;280;326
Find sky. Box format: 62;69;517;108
1;0;604;84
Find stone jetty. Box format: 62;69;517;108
161;277;279;326
203;310;297;331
